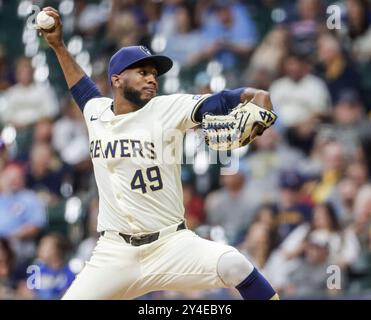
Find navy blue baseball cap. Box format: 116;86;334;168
279;170;304;190
108;46;173;84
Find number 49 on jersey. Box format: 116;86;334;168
130;166;163;193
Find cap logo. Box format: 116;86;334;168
140;46;152;56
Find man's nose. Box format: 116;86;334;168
146;74;157;85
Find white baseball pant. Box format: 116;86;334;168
62;226;242;299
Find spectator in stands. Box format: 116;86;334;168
322;90;370;156
346;161;369;188
194;0;257;71
309;141;347;204
242;25;290;90
0;57;58;127
32;118;54;145
0;164;46;263
74;0;108;38
0;57;59;161
265;202;359;291
316;33;362;105
107;1;143;50
26;142;73;202
328;161;369;227
154;0;186;38
142;0;163;38
239;204;278;269
31;233;75;300
341;0;371;110
287;0;323;56
246;25;290;80
52;98;89;167
283;232;334;298
244;126;305;205
329;177;360;228
285;115;319;157
289;203;358;266
162;4;202;68
339;0;371;62
275;170;312;242
270;52;331;130
205;166;258;245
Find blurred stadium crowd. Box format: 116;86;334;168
1;0;371;300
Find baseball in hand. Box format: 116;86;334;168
36;11;55;30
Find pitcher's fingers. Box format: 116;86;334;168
250;126;260;141
42;6;58;13
43;10;60;20
250;91;273;111
256;123;266;135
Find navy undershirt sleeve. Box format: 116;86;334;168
194;88;244;123
70;75;102;111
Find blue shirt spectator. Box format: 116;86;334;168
31;233;75;299
32;262;75;300
275;170;312;242
0;164;46;238
0;191;46;237
200;1;257;70
162;4;203;68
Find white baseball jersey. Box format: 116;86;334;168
83;94;209;234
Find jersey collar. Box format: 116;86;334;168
99;104;115;122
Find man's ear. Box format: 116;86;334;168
111;75;121;89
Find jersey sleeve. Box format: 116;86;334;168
70;75;102;111
151;94;211;132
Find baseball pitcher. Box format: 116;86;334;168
39;7;278;300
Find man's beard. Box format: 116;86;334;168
123;83;150;109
